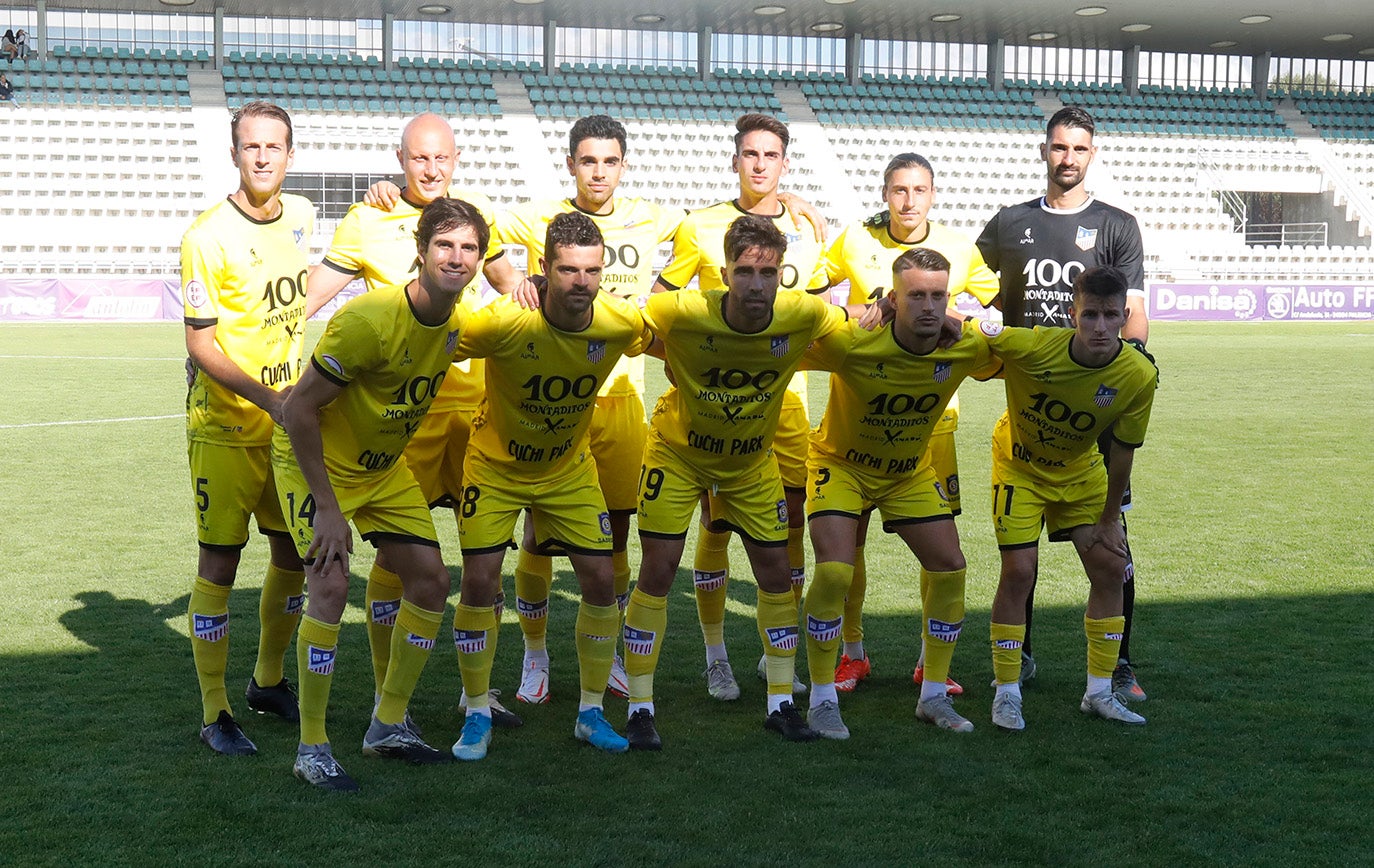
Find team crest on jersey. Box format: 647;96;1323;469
587;339;606;363
285;594;305;615
319;353;346;379
770;335;790;357
994;638;1023;650
183;280;208;310
1075;226;1098;251
293;227;305;246
776;499;788;523
928;618;963;643
807;615;842;642
307;645;335;675
406;633;436;651
446;330;460;355
453;629;487;654
370;599;400;626
516;597;548;619
598;511;612;536
192;613;228;642
933;361;952;383
765;625;800;651
623;625;657;655
978;320;1003;337
693;569;727;591
1094;385;1119;407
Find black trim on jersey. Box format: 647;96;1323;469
429;494;457;509
362;531;440;548
462;540;519;556
184;316;217;328
534;538;612;557
885;222;931;247
639;529;690;541
311;355;350;387
729;199;786;221
881;513;954;533
398;188;429;211
719;293;774;335
888;323;939;357
226;195;285;226
707;518;787;547
320;257;362;276
1111;434;1145;450
198;540;248;552
1067;337;1123;370
973;361;1005;381
484;248;506;264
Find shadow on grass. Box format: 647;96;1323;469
5;578;1368;864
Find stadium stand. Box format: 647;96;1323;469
1053;83;1290;138
806;74;1042;131
1289;89;1374;140
2;52;193;108
524;63;784;122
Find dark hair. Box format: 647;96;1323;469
723;214;787;264
1047;106;1096;140
230;100;294;149
415;197;490;256
569;114;628;159
544;211;604;263
1072;265;1128;303
864;152;938;227
733;113;790;154
892;247;951;278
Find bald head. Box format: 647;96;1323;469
397;113;458;205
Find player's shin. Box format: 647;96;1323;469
623;587;667;709
576;601;621;709
804;561;851;690
514;549;553;654
1085;614;1126;693
364;563;404;697
787;525;807;607
920;568;966;697
693;527;731;658
253;564;305;688
453;604;498;713
189;577;232;724
841;546;867;659
376;601;443;725
297;615;341;745
990;622;1026;687
757;589;801;713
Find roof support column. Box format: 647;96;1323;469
383;13;393;70
543;19;556;73
213;5;223;69
699;26;712;79
987;36;1004;88
846;31;861;83
1124;44;1140;95
1253;52;1270;97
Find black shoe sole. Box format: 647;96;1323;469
764;718;820;742
491;709;524;729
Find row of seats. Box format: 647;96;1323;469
228;79;496;103
529;87;779;112
529;72;774;97
223;63;495;87
807;80;1037;105
533;103;785;123
232;50;537;73
50;45;208;62
227;95;501;116
14;57;190;78
816;112;1042;132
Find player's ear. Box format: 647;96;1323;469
566;154;575;176
731;153;739;173
395;147;405;170
719;265;730;289
1038;141;1048;162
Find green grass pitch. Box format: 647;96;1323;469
0;321;1370;864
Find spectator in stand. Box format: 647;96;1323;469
0;72;15;106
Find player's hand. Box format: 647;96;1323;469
936;313;964;349
512;276;542;310
306;506;354;576
857;296;892;330
364;181;403;211
265;386;294;426
1084;517;1128;560
779;192;828;244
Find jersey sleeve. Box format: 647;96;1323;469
811;294;848;338
821;228;852;287
454;299;508;360
641;291;678;338
798;324;850;372
961;245;1001;307
656;204;687;243
962;324;1003;379
974;212;1001;274
180;225;222;326
1109;214;1146;298
971;318;1037;362
1111;376;1156;448
656;213;703;290
320;204;367;276
311;306;381;386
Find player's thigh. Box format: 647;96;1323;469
990;459;1050;549
1044;471;1107;543
925;429;962;515
709;458;789;546
528;461;614;555
636;440;706;539
773;396;810;489
877;466;963;571
456;454;524;554
805;457;868;562
189;440;272;548
589;394;648;513
348;462;441;552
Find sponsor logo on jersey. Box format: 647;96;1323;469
521;341;539;360
452;629;487;654
693;569;727;591
307;645;335;675
699;335;717;353
248;248;263;268
1075;226;1098;252
978;320;1004;337
994;638;1023;650
587;340;606;363
623;625;657;656
406;633;436;651
184;280;209;310
370;599;400;626
807;614;842;642
446;330;459;355
776;499;788;523
1094;385;1118;407
933;361;952;383
868;361;888;380
927;617;964;643
516;597;548;619
770;335;790;357
285;594;305;615
319;353;345;378
192;612;228;642
765;625;799;651
1019;227;1035;245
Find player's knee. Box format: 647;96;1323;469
924;550;966;573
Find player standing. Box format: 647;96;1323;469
973;266;1157;731
447;212;653;760
274;197;489;789
820;152;999;695
975;107;1151;700
181;101;313;755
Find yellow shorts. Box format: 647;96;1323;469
188;439;287;549
459;449;612;555
272;454;438;560
637;435;788;546
588;392;647;513
990;460;1106;550
403;406;476;509
806;449;952;531
773;394;809;490
926;429;962;516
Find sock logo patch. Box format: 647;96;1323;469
307;645;335;675
516;597;548;619
284;594;305;615
994;638;1023;650
581;632;614;643
371;599;400;626
765;625;800;651
927;618;963;643
693;569;727;591
623;625;657;656
615;592;629;613
807;614;842;642
790;568;805;586
406;633;436;651
1104;632;1123;641
192;613;228;642
452;629;487;654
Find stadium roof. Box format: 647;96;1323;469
70;0;1374;62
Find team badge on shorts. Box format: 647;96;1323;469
623;626;657;655
927;618;964;643
807;615;842;642
1094;385;1118;407
599;511;612;536
587;339;606;363
776;499;788;523
770;335;790;357
933;361;952;383
307;645;336;675
192;613;228;642
453;629;487;654
765;625;799;651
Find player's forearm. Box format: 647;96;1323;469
187;339;283;416
305;263;354;319
281;404;343;517
483;255;524;295
1100;444;1135;525
1122;297;1149;344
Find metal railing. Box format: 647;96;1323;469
1243;222;1329;246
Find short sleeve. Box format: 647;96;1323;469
656;213;703;290
180;226;221;326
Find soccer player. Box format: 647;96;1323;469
820;152;999;695
975;107;1151;699
275;197;489;790
493;115;682;705
181;100;312;756
973;265;1158;731
653;113;830;701
623;215;848;750
800;248;998;738
305;112;523;728
447;212;653;760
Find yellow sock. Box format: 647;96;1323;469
841;546;867;645
920;568;967;685
623;587;668;703
787;525;807;607
453;604;497;709
693;526;731;646
376;600;443;725
804;561;852;686
576;601;620;708
364;563;404;697
612;550;632;617
990;622;1026;686
189;577;232;725
297;615;340;745
757;588;800;696
252;564;304;688
514;549;553;651
1085;615;1126;679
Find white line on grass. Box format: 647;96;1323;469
0;355;184;361
0;414;181;430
